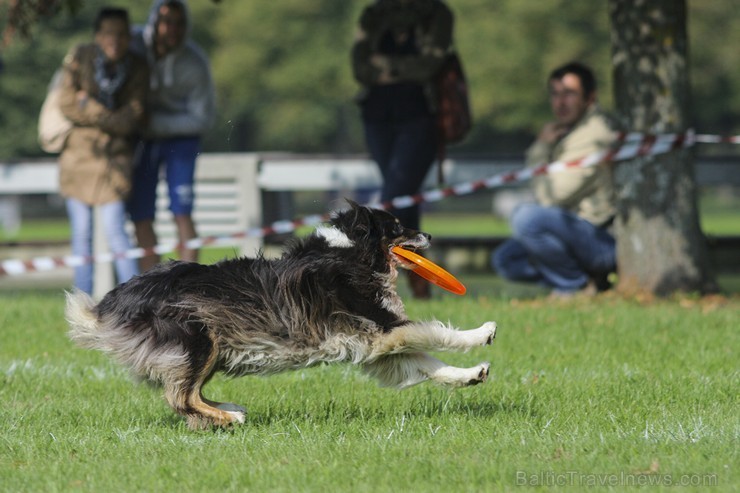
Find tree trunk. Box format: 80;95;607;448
608;0;717;296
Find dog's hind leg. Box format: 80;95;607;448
164;381;247;431
363;352;490;389
161;330;246;430
184;391;247;430
162;386;240;430
371;321;496;357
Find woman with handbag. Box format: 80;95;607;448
57;7;149;294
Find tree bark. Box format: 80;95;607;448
609;0;717;296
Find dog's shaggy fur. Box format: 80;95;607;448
67;201;496;429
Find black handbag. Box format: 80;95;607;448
435;52;472;183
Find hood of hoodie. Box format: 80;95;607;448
130;0;215;138
142;0;191;48
134;0;191;89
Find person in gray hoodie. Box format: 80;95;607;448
127;0;215;271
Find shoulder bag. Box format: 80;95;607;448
435;52;472;183
38;69;73;154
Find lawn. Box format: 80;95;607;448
1;290;737;492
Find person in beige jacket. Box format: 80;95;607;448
57;7;149;294
493;62;620;296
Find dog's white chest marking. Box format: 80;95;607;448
316;226;355;248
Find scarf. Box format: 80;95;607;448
94;47;130;109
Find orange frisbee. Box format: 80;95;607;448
392;246;466;295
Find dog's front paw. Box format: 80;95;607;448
476;321;497;345
466;362;490;386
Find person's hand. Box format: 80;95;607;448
76;90;89;107
538;122;569;144
371;54;396;84
130;100;143;116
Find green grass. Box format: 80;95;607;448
0;219;71;242
422;213;511;236
1;291;737;492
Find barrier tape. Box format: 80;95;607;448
694;134;740;144
1;130;738;277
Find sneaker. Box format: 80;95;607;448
548;281;598;300
590;271;614;292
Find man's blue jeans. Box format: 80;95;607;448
363;116;437;229
66;198;139;294
492;203;616;292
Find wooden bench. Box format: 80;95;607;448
0;155;262;297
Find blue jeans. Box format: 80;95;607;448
363;116;438;229
128;137;200;221
492;203;616;292
66;198;139;294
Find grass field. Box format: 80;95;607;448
1;290;737;492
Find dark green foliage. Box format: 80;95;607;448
0;0;738;158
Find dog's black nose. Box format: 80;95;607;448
423;233;432;241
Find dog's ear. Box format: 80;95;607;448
345;198;362;211
349;204;371;238
332;200;374;241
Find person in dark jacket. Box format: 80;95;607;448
352;0;454;299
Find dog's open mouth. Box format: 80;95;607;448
390;235;431;269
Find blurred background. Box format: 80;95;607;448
1;1;738;294
1;0;738;157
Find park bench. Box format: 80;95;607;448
1;153;738;296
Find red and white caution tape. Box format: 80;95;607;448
376;129;699;212
1;130;737;277
0;214;332;277
694;134;740;144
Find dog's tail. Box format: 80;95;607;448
65;288;189;383
66;289;105;350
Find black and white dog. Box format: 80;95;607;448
67;201;496;429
